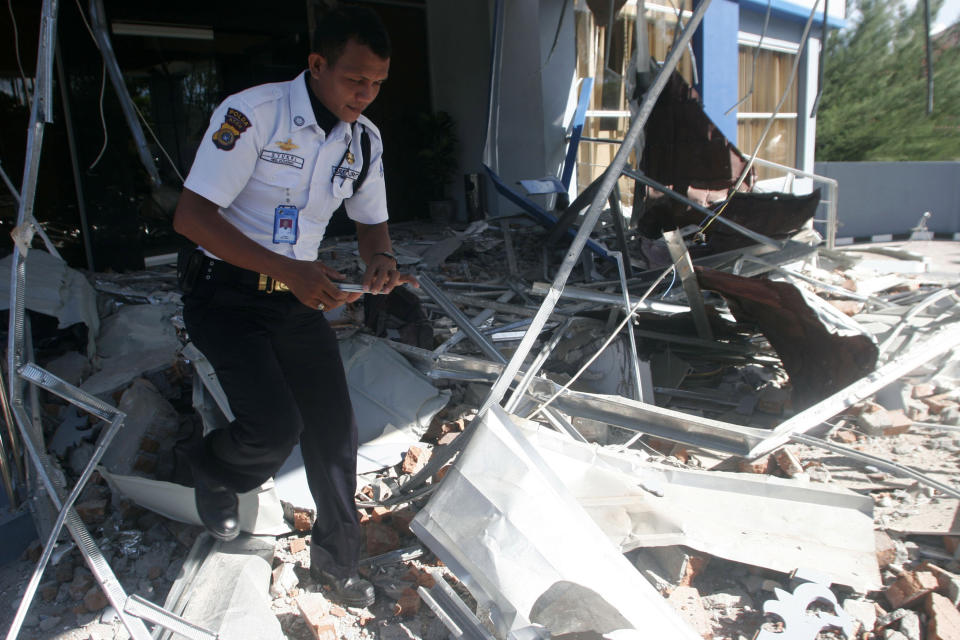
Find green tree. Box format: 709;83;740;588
816;0;960;161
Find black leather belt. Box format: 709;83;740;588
200;255;291;294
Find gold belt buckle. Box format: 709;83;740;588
257;273;290;293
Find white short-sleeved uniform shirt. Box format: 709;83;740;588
184;71;389;262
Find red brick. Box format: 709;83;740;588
875;530;898;569
74;498;108;524
289;537;307;554
417;571;436;588
83;585;109;612
773;447;804;477
437;432;459;446
433;465;452;483
370;506;391;522
738;454;774;475
293;508;314;532
296;593;330;636
401;446;431;474
832;429;860;444
390;507;416;535
364;521;400;556
922;394;958;415
393;587;421;617
926;592;960;640
885;571;940;609
884;409;913;436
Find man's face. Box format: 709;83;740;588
308;39;389;124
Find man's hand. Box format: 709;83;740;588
284;261;359;311
362;254;419;295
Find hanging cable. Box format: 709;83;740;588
88;61;109;171
701;0;823;235
7;0;31;110
73;0;184;182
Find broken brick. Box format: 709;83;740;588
884;409;913;436
831;429;860;444
926;592;960;640
437;431;459;446
668;586;714;639
757;387;790;415
390;507;416;535
370;506;391;522
738;454;774;475
773;447;804;477
74;498;108;524
875;530;898;569
913;383;937;399
293;508;314;532
83;585;109;613
393;587;421;617
857;406;894;437
885;570;940;609
296;592;330;638
289;537;307;554
922;394;958;415
920;561;960;603
364;520;400;556
401;445;431;474
433;465;452;483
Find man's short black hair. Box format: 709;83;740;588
312;5;391;65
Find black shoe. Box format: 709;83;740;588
194;476;239;542
311;567;375;608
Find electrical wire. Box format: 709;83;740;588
700;0;823;236
528;262;677;421
73;0;184;182
88;61;109;171
7;0;31;110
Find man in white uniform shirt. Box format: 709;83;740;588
173;6;415;607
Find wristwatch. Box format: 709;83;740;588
374;251;398;265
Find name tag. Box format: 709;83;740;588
261;150;305;169
273;205;299;244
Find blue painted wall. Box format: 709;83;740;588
693;0;741;144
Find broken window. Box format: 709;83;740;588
737;40;799;178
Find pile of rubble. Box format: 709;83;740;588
1;216;960;640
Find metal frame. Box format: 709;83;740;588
4;3;210;638
744;155;839;249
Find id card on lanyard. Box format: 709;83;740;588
273;204;299;244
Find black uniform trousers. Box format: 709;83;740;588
182;259;361;578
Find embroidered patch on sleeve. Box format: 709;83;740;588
211;108;252;151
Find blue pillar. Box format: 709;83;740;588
692;0;740;144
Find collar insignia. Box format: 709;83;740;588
275;138;299;151
346;151;355;165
